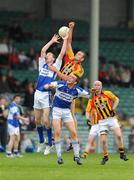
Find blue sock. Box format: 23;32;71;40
37;125;44;143
46;128;52;146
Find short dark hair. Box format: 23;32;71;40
13;94;21;100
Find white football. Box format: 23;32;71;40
58;26;69;38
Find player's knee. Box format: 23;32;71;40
54;130;61;138
70;130;77;139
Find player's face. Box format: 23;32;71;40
74;51;85;63
15;96;21;104
46;52;55;64
93;81;102;92
67;75;77;85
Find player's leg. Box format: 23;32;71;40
65;121;82;165
71;100;77;129
110;117;128;161
34;108;44;152
113;127;128;161
6;124;16;157
13;134;22;157
100;133;109;165
99;120;109;165
81;135;96;159
81;124;99;159
6;134;15;157
52;119;63;164
42;107;53;155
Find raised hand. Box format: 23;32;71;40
51;34;60;43
68;21;75;28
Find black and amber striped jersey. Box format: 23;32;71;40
61;48;84;78
86;91;119;123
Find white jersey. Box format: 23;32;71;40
36;57;62;92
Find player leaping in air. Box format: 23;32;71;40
45;74;90;165
33;33;68;155
49;21;86;129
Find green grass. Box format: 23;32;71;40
0;153;133;180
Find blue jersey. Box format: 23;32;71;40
51;81;90;109
36;57;62;92
7;102;20;127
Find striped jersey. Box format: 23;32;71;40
86;91;118;124
61;48;84;78
36;57;62;92
51;80;89;109
7;102;20;127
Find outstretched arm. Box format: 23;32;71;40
67;21;75;50
57;33;68;60
41;34;60;58
48;65;68;80
44;81;57;89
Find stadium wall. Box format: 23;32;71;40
51;0;126;26
0;0;45;17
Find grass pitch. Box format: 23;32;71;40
0;153;133;180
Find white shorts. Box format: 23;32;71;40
8;124;20;136
52;107;74;123
89;124;99;137
33;90;52;109
99;117;120;134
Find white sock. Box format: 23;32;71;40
55;140;62;158
72;140;80;157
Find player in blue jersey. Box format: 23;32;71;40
45;74;90;165
34;33;68;155
6;95;29;157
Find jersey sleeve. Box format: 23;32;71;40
77;87;90;98
104;91;119;102
66;48;74;60
53;58;62;71
38;57;46;71
64;48;74;64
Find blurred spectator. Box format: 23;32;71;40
128;127;134;153
27;48;38;70
0;38;9;54
120;65;131;87
20;133;36;153
6;70;21;92
0;75;11;93
23;82;34;109
26;110;36;131
109;64;117;85
18;51;30;69
128;114;134;126
8;22;24;42
99;63;110;86
8;48;20;69
0;97;8;151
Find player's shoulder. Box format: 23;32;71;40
57;80;67;86
103;90;113;94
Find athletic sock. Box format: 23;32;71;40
37;125;44;143
119;147;125;156
55;140;62;158
72;140;80;157
103;151;109;159
14;149;19;155
46;127;52;146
